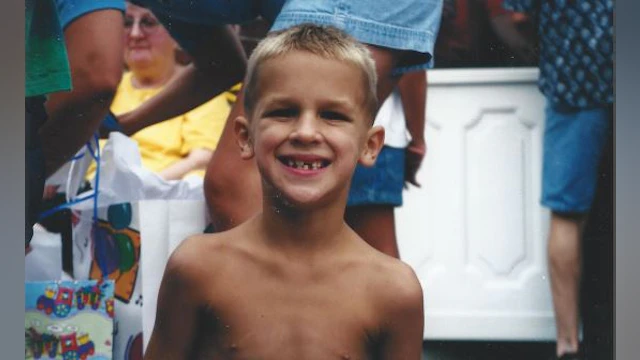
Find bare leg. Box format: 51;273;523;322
548;212;586;357
345;205;399;257
204;88;262;231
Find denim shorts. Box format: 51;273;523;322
271;0;443;73
55;0;125;29
347;146;405;207
541;104;612;214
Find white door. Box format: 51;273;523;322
396;68;556;340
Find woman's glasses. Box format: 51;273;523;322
124;16;162;34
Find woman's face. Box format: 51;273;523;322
123;3;176;70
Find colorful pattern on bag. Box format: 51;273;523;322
89;203;141;303
25;280;115;360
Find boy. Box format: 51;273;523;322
145;24;424;359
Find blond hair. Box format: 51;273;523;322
243;23;378;120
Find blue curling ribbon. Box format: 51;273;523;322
37;132;102;222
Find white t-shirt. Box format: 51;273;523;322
374;89;409;148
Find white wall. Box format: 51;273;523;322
396;68;555;340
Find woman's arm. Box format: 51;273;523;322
118;25;246;135
158;148;213;180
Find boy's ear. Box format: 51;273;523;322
359;125;385;167
233;116;254;159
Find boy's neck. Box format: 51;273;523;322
257;198;350;255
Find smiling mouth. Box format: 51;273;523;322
277;156;331;170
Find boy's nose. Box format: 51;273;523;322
289;115;322;144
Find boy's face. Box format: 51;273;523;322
235;51;384;209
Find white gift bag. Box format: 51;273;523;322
25;224;63;282
70;133;208;360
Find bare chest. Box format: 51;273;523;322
192;270;381;360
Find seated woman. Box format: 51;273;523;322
92;1;233;180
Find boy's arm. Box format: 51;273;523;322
378;265;424;359
118;25;246;135
144;239;202;359
397;71;427;188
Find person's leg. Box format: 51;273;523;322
541;105;611;358
345;205;399;257
581;127;614;359
548;212;586;357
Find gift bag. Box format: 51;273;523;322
25;225;63;282
71;201;206;359
25;280;115;359
70;133;208;360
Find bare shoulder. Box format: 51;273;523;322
362;255;424;336
370;254;423;306
164;231;238;285
344;231;423;306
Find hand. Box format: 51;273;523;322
404;141;426;188
42;185;60;200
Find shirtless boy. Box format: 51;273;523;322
145;24;424;360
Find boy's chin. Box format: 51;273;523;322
268;189;336;212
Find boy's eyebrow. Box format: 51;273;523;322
261;95;359;110
319;98;359;111
259;96;297;107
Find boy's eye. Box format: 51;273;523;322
320;111;350;122
264;108;298;118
